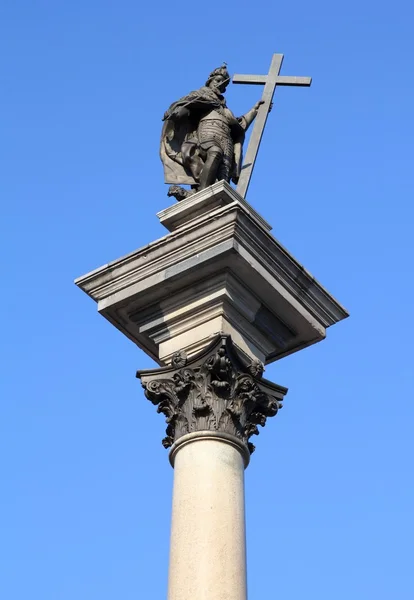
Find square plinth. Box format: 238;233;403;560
75;181;348;365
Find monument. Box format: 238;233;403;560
75;53;348;600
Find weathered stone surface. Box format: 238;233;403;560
75;184;348;365
137;335;287;454
157;180;271;233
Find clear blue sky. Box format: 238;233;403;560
1;1;413;598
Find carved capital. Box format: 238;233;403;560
137;335;288;455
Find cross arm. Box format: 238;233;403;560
276;75;312;86
233;74;312;86
232;74;267;85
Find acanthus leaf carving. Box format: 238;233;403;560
137;336;287;454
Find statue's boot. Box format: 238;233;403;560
198;148;223;190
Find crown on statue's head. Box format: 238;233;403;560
205;63;230;86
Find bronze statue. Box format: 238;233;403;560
160;65;264;200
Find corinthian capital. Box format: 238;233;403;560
136;335;287;455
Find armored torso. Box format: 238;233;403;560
198;107;237;181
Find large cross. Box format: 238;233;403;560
233;53;312;198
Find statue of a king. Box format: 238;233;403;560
160;65;263;200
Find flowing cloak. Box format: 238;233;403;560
160;86;247;185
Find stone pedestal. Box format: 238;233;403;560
75;181;348;598
75;181;348;367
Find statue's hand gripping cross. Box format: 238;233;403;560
233;53;312;198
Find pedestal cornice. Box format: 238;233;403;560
137;334;287;456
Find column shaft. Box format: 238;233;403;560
168;436;247;600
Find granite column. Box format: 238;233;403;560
137;335;287;600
